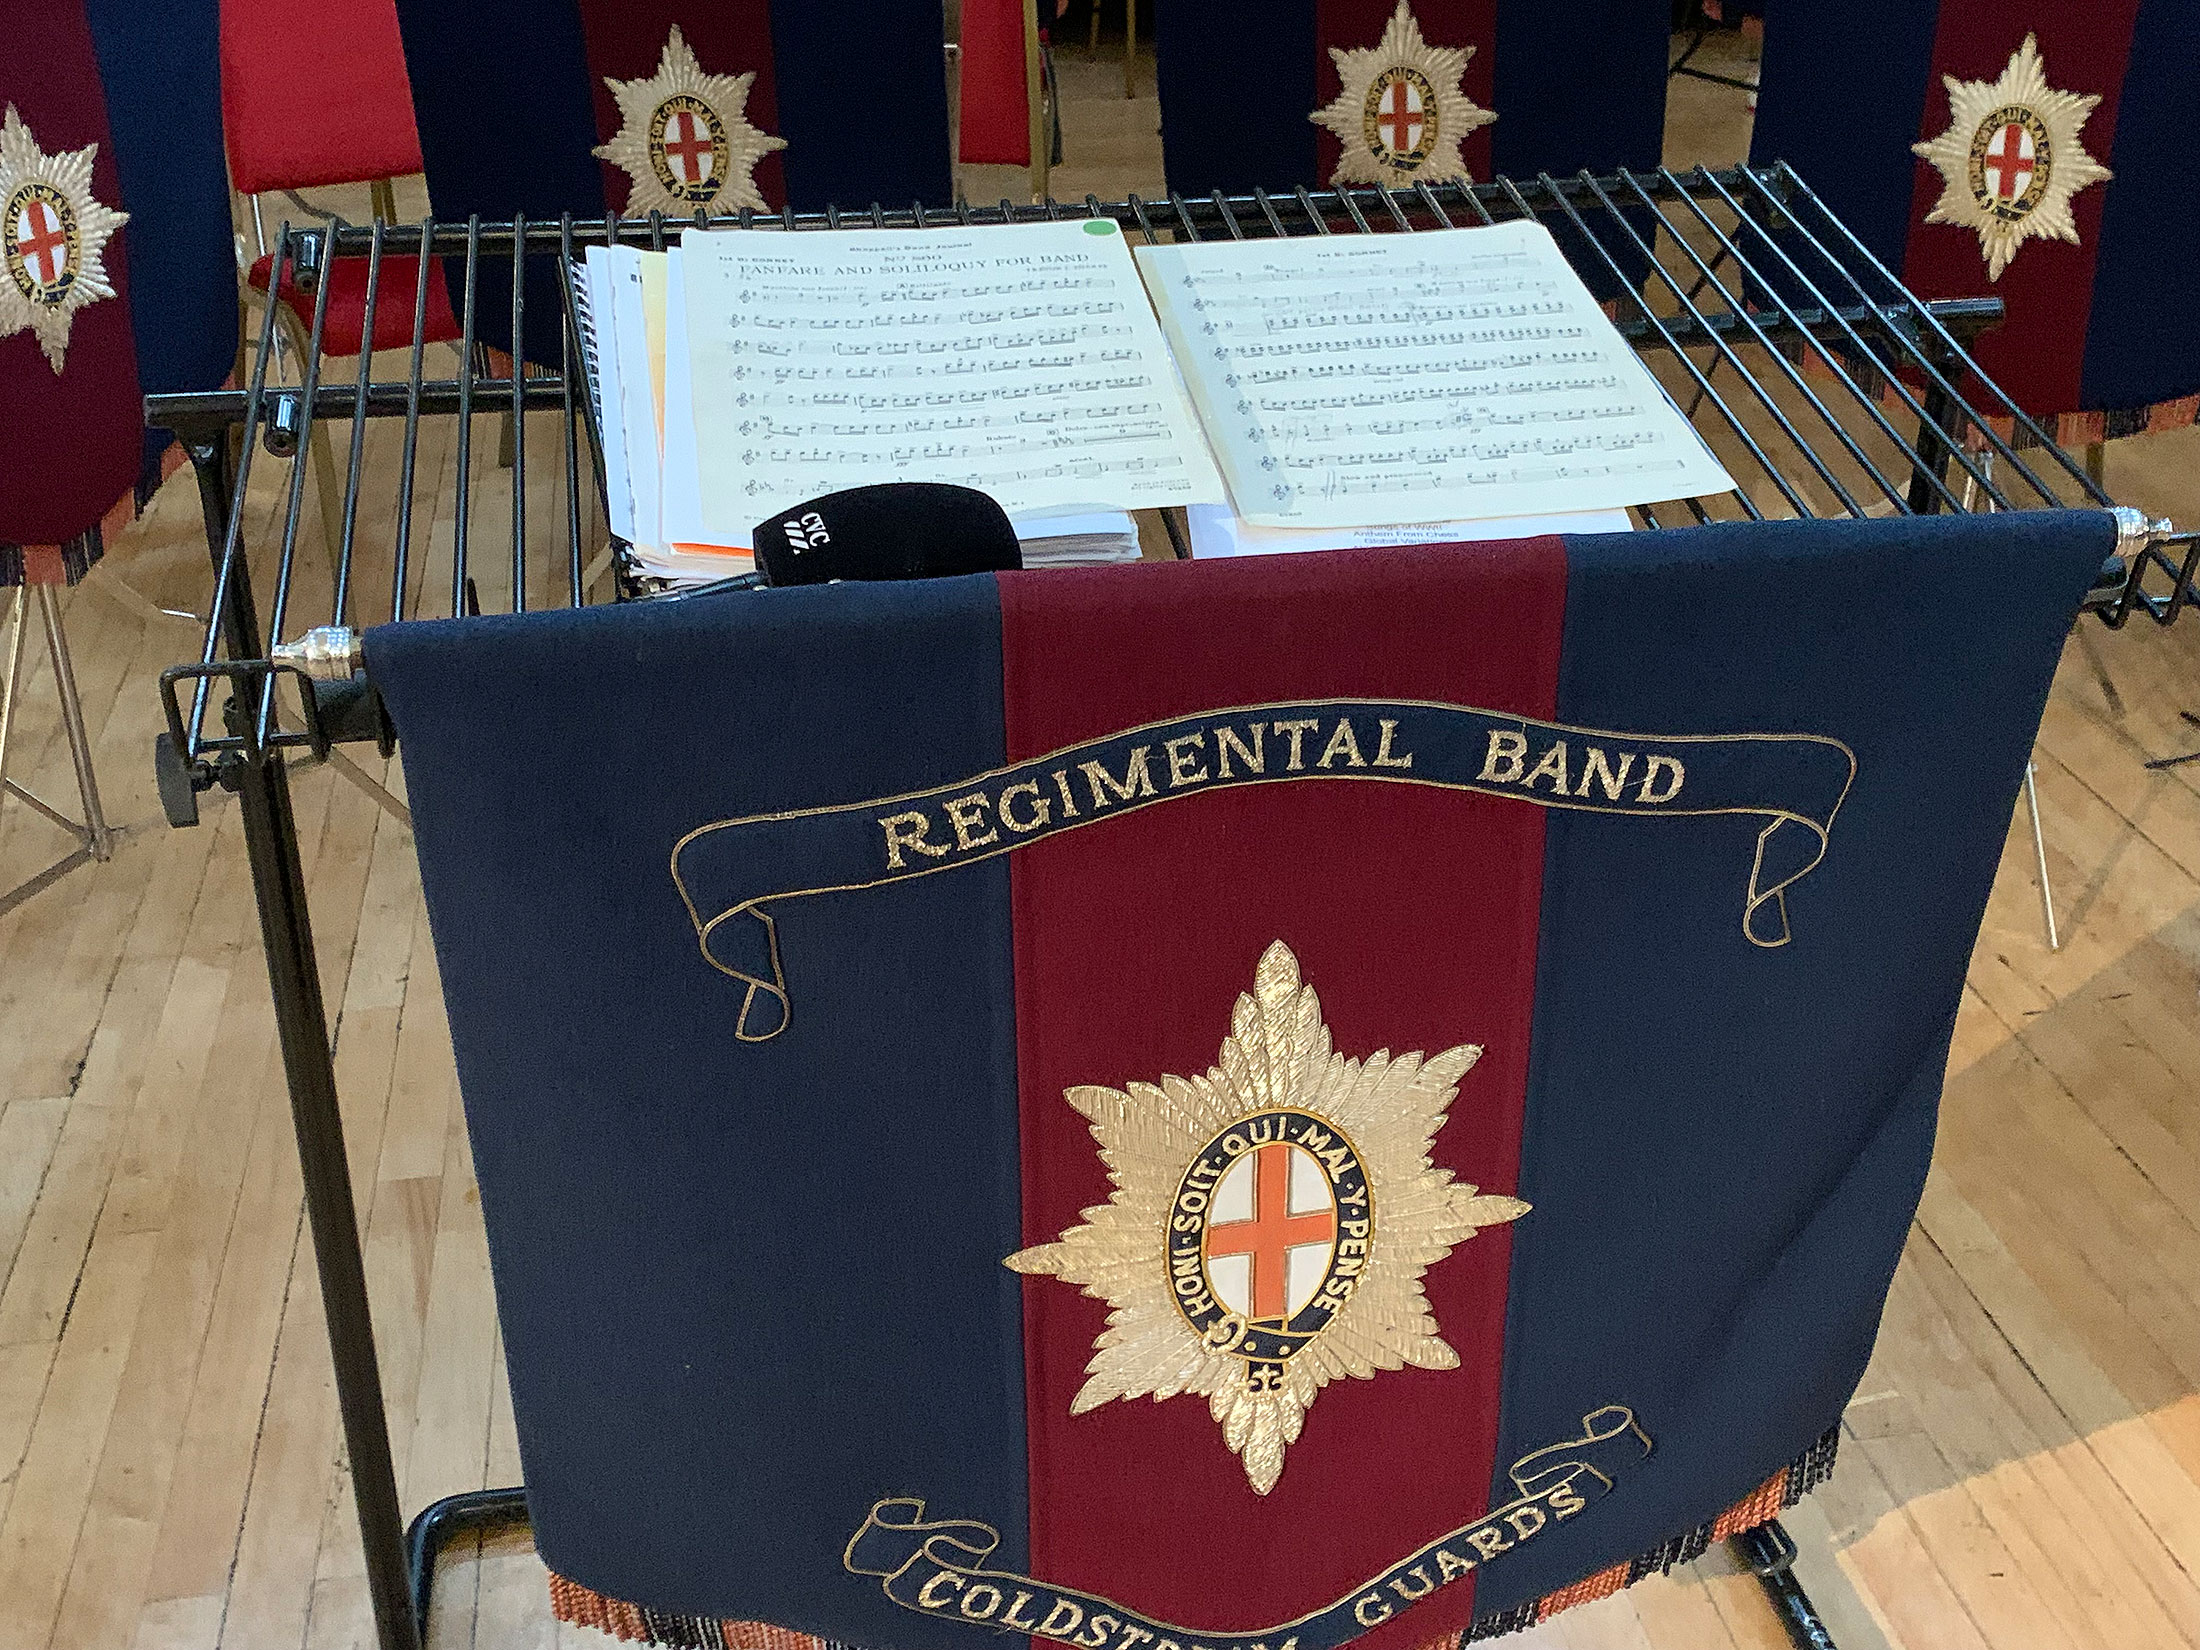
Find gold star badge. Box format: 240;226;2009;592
0;105;127;375
1007;941;1528;1495
1310;1;1493;188
594;25;785;216
1912;34;2112;280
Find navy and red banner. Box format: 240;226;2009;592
369;511;2104;1649
1;0;231;585
1751;0;2200;437
1156;0;1670;201
3;0;140;563
391;0;954;361
391;0;954;219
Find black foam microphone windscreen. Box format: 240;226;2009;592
752;484;1023;586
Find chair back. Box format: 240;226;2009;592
85;0;237;458
220;0;426;196
959;0;1040;168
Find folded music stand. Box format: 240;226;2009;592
145;165;2198;1650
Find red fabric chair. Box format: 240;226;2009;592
221;0;462;359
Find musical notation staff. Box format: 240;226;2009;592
681;222;1224;533
1137;221;1733;529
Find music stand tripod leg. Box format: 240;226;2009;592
34;583;112;859
0;583;112;918
2024;760;2058;950
0;585;26;799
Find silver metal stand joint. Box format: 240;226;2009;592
2110;504;2176;551
274;625;364;680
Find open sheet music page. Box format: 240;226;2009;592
681;221;1222;536
1136;221;1733;528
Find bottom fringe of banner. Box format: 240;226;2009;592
1;440;186;590
546;1425;1840;1650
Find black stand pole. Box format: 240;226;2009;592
1734;1520;1840;1650
185;437;423;1650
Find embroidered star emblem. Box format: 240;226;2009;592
1912;34;2112;280
0;105;128;375
1006;941;1528;1495
1310;0;1493;188
593;24;785;216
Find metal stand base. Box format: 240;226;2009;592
406;1486;532;1637
0;583;116;919
1734;1520;1839;1650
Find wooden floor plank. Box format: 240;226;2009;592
0;1228;160;1650
0;1338;59;1537
0;1098;130;1348
0;1097;70;1289
131;1593;223;1650
132;768;349;1615
1805;1429;1997;1650
1901;1236;2200;1644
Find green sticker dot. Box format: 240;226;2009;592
1083;219;1116;235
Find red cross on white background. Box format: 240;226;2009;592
1983;121;2035;200
1207;1144;1336;1322
14;197;68;287
1377;77;1424;156
661;109;715;185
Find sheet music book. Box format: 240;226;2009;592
1136;221;1733;528
572;229;1165;586
679;220;1227;539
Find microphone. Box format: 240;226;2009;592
752;483;1023;587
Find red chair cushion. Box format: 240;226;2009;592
248;249;463;358
221;0;426;193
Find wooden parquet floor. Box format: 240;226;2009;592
5;30;2200;1650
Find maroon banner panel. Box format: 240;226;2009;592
1001;542;1568;1650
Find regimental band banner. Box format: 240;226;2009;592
368;517;2107;1650
1751;0;2200;430
673;700;1854;1041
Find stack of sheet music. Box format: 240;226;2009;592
573;237;1157;582
572;218;1733;585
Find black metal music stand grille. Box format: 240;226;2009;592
143;163;2195;1650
